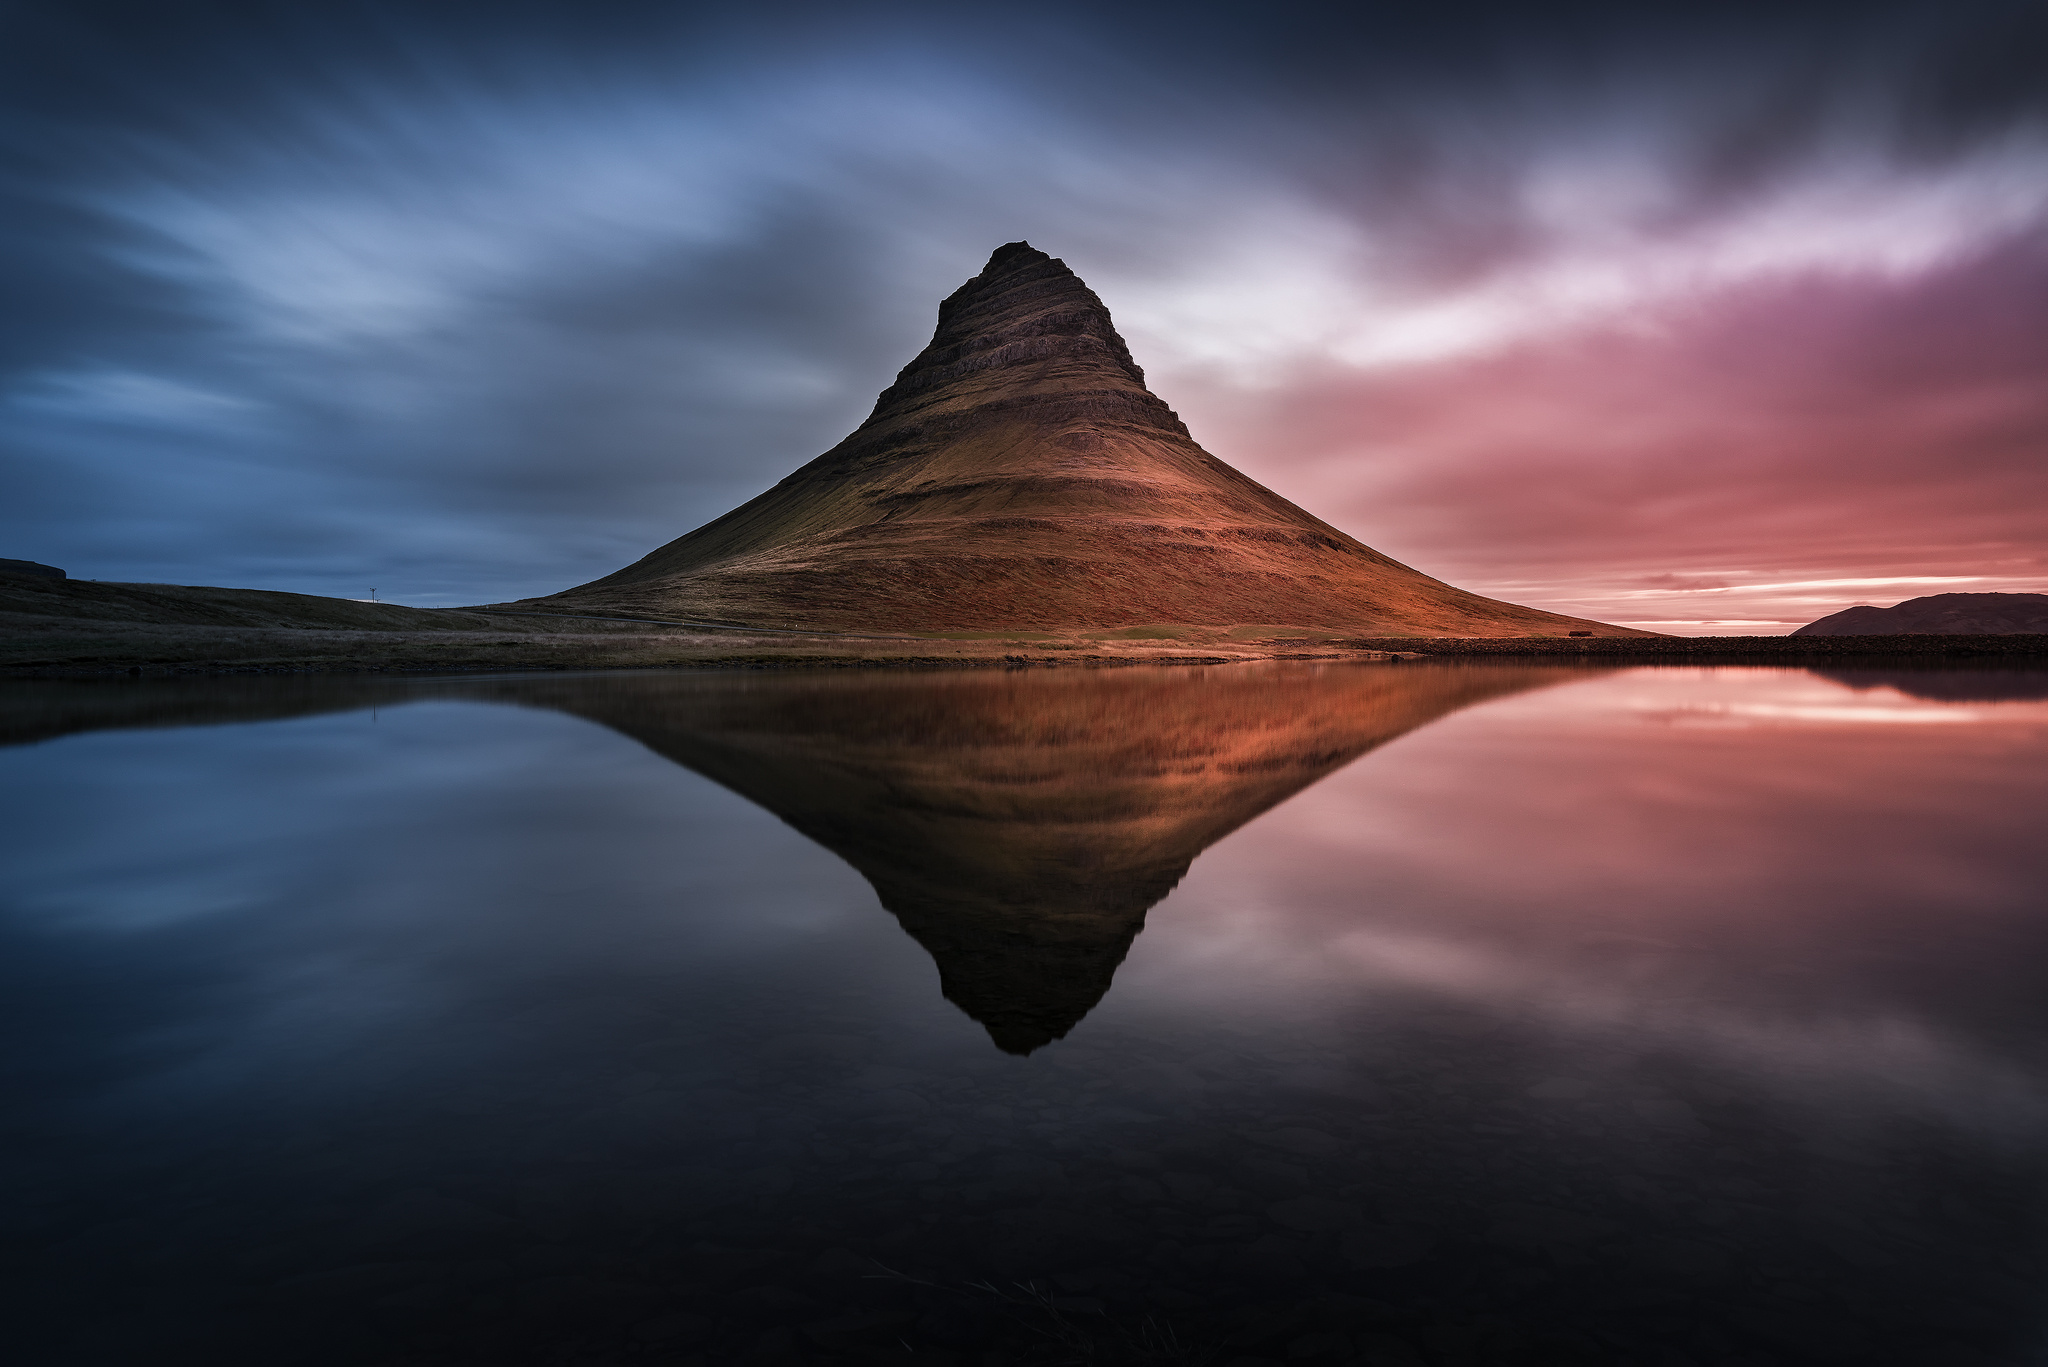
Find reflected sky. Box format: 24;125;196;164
1130;669;2048;1128
3;662;2047;1363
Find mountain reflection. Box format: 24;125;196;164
532;665;1563;1051
0;663;1561;1052
1812;667;2048;703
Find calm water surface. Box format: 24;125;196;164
3;662;2047;1366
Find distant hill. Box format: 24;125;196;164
1793;592;2048;636
506;242;1646;639
0;575;511;632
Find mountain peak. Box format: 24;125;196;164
859;240;1157;434
946;239;1108;318
970;240;1051;283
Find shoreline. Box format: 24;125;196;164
1331;633;2048;660
13;578;2039;677
3;628;2042;679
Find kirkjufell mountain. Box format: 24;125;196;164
1793;592;2048;636
506;243;1639;637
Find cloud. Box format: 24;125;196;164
1;0;2044;613
1181;234;2048;630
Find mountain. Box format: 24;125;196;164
1793;593;2048;636
0;559;64;580
504;243;1642;638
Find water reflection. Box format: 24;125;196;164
3;663;2047;1367
1813;668;2048;703
538;667;1556;1052
2;665;1557;1053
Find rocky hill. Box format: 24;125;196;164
1793;592;2048;636
504;243;1643;638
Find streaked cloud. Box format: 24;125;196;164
2;1;2043;622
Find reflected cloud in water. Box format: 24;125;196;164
1131;666;2048;1136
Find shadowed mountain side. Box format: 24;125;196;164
505;244;1643;639
1794;593;2048;636
517;664;1564;1051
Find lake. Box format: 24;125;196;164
3;662;2046;1366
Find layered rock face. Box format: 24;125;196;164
1794;593;2048;636
517;242;1637;637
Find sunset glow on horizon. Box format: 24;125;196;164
4;1;2044;632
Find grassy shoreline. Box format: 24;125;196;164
1331;633;2048;659
0;628;1408;677
5;625;2043;678
5;576;2043;676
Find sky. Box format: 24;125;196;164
4;0;2045;633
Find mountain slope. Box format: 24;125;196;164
1794;592;2048;636
510;242;1644;637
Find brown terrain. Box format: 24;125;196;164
0;661;1561;1051
0;570;1435;674
7;568;2042;675
492;242;1641;639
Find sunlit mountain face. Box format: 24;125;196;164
4;0;2044;631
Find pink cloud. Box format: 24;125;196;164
1164;235;2048;632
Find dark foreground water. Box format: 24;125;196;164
3;662;2047;1367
